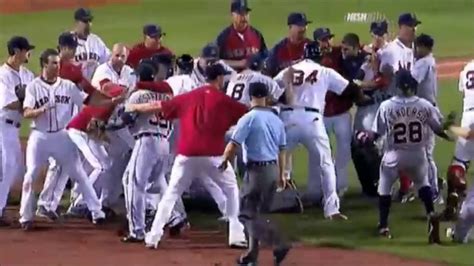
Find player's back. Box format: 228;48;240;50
413;54;437;104
166;74;197;96
459;60;474;111
275;59;348;111
226;69;280;106
377;96;437;151
127;89;171;137
0;64;34;121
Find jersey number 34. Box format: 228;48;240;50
292;70;318;86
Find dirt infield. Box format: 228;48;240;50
2;57;468;266
0;209;443;266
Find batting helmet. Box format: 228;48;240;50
303;41;322;61
247;54;264;71
396;69;418;94
176;54;194;74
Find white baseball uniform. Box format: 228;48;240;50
374;96;442;196
19;77;105;223
191;59;235;86
75;33;111;81
274;59;348;217
411;53;439;193
379;38;415;95
0;63;34;217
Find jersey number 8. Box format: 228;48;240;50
393;121;422;144
230;83;245;100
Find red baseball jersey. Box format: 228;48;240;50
216;25;267;62
67;105;114;131
126;43;174;69
160;85;247;156
321;47;353;117
60;59;96;95
267;38;311;76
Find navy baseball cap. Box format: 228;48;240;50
249;82;268;98
231;0;251;13
58;32;78;48
415;33;434;49
206;63;231;80
143;24;165;38
247;54;264;70
287;12;311;26
398;13;421;27
134;61;156;81
74;8;93;22
201;43;219;59
313;27;334;41
370;20;388;36
7;36;35;51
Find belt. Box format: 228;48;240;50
280;107;319;113
5;119;20;128
134;132;165;140
246;160;277;167
466;107;474;112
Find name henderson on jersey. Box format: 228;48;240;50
386;105;430;125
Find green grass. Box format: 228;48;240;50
1;1;474;265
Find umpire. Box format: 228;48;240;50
220;82;290;266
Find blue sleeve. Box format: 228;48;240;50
266;46;280;77
256;28;268;58
231;113;253;145
278;120;287;150
216;27;231;59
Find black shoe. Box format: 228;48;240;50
273;245;291;266
93;217;106;225
121;235;144;243
169;219;190;237
0;217;11;227
378;226;393;239
236;253;258;266
36;206;59;221
428;213;441;244
102;206;117;221
20;221;33;231
442;192;459;221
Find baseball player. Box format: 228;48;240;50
127;24;174;69
411;33;441;203
445;125;474;243
191;43;235;86
19;48;105;230
215;0;268;71
365;69;449;242
120;62;187;242
267;12;312;76
127;63;248;249
73;7;111;80
220;82;290;266
274;42;364;219
0;36;35;226
443;59;474;220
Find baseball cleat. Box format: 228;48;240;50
20;221;33;231
328;213;348;221
36;206;59;221
121;235;144;243
273;245;291;266
145;242;159;250
378;227;393;239
428;213;441;244
229;240;248;249
169;219;190;237
441;192;459;221
0;216;11;227
446;227;455;240
92;217;106;225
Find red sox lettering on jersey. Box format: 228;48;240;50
216;25;267;61
74;33;111;80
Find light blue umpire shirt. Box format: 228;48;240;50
231;106;286;163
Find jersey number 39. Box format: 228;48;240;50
393;121;422;144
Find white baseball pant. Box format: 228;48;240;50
453;184;474;243
19;130;105;223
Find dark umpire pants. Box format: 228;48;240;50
239;160;285;257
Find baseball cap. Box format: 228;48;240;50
313;27;334;41
287;12;311;26
134;61;157;81
249;82;268;98
398;13;421;27
7;36;35;51
231;0;251;14
143;24;165;38
415;33;434;49
206;63;231;80
201;43;219;59
74;8;93;22
247;54;264;70
58;32;78;48
370;20;388;36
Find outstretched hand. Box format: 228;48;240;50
442;111;457;130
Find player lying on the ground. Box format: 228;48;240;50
356;69;454;243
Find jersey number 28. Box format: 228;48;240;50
393;121;422;144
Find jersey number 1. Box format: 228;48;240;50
393;121;422;144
